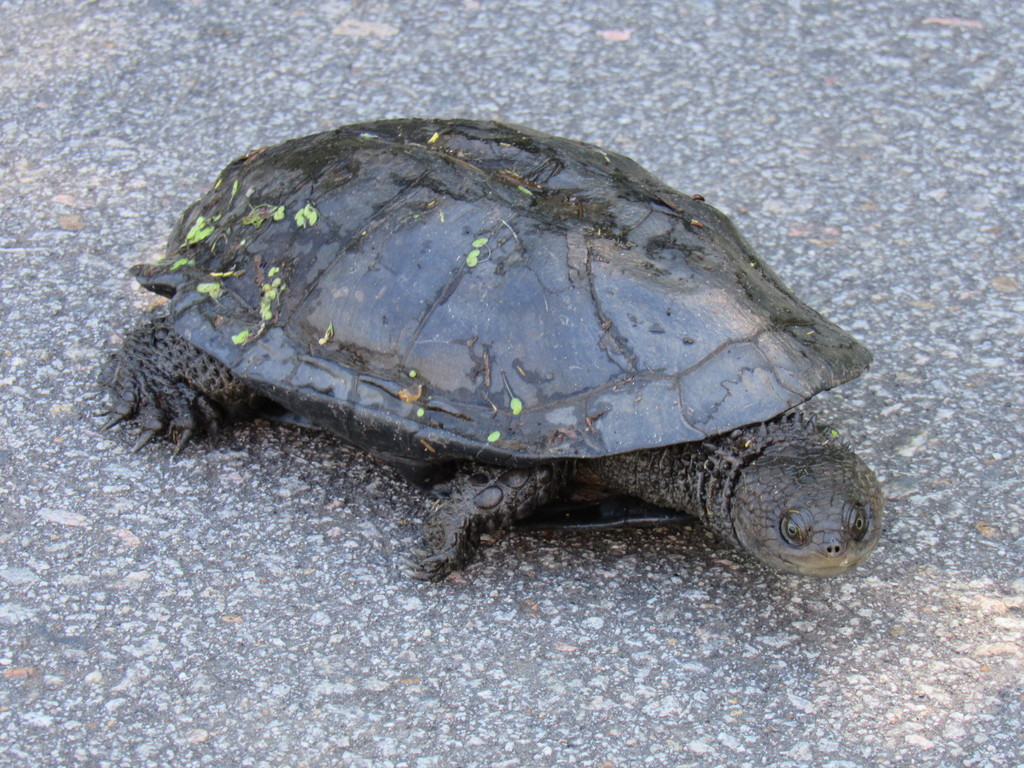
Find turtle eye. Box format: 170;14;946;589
849;506;868;541
780;510;810;547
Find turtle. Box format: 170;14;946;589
99;118;884;580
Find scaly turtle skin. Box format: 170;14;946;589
100;119;883;579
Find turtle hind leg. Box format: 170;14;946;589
406;463;570;581
99;315;262;451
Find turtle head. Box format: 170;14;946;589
721;416;884;577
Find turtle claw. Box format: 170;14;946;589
132;429;158;453
101;413;126;431
98;318;242;452
173;428;194;455
405;554;453;582
403;545;458;582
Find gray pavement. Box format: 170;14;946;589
1;1;1022;766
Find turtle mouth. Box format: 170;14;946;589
776;557;858;578
772;545;875;577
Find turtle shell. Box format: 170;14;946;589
134;119;871;467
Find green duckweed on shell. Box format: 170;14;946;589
184;216;215;246
195;282;222;298
318;322;334;345
295;203;319;227
242;205;285;226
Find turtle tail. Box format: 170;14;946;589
98;315;261;452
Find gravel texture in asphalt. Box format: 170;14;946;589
1;2;1022;767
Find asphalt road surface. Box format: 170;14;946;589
1;2;1022;766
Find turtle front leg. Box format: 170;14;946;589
98;315;262;452
407;463;570;581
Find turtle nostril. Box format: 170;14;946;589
823;540;846;557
